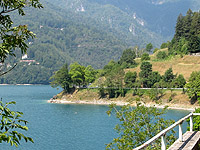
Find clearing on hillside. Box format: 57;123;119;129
127;52;200;80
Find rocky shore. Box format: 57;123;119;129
48;98;196;111
47;89;200;112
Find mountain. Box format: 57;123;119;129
47;0;165;47
1;2;127;84
1;0;199;84
48;0;199;37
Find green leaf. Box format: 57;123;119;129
7;136;11;143
28;137;34;143
10;140;13;146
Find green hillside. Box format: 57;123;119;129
1;0;199;84
49;0;200;38
47;0;165;47
0;2;127;84
128;49;200;81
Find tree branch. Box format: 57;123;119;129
0;63;17;77
0;7;20;15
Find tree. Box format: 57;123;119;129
84;65;97;85
156;51;168;60
153;48;159;53
139;62;152;79
0;101;34;147
172;74;186;88
104;64;125;98
147;88;164;101
163;68;175;83
0;0;42;63
50;63;72;93
185;71;200;103
150;71;161;87
145;43;153;53
160;42;169;49
103;60;117;76
106;103;176;149
141;53;150;61
174;13;184;40
188;12;200;53
139;61;152;88
118;48;136;68
111;67;124;88
169;9;200;54
183;9;193;40
0;0;43;146
69;62;85;87
124;71;137;88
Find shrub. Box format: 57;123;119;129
156;51;168;60
98;87;106;99
124;71;137;88
172;74;186;88
141;53;150;61
153;48;159;53
147;88;164;100
160;42;169;49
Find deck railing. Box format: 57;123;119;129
134;112;200;150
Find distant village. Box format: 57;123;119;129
20;54;40;65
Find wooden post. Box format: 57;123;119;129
161;135;166;150
190;115;193;132
179;123;183;142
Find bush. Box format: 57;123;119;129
156;51;168;60
172;74;186;88
115;88;127;97
141;53;150;61
153;48;159;53
160;42;169;49
98;87;106;98
106;103;176;149
132;89;144;97
147;88;164;100
124;71;137;88
185;71;200;103
154;79;168;88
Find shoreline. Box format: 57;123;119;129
48;99;196;112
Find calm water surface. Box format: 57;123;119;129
0;85;190;150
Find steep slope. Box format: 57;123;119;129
47;0;165;48
49;0;200;38
0;1;127;84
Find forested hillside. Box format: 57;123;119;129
49;0;200;37
0;1;127;84
48;0;164;47
1;0;199;84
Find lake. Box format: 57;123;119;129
0;85;190;150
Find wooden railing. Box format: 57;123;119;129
134;112;200;150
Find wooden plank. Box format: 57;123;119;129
168;131;200;150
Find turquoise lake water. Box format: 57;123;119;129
0;85;190;150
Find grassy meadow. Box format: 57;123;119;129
127;48;200;80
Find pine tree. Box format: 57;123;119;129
174;13;184;40
188;12;200;53
139;62;152;88
183;9;193;40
